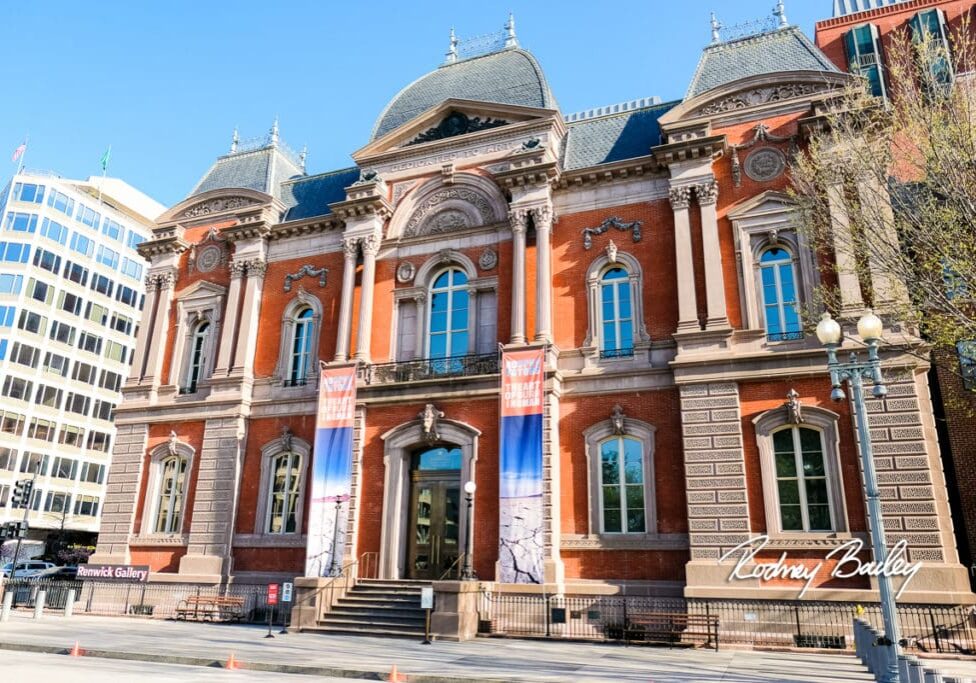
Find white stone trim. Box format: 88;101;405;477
169;281;225;389
752;405;849;537
253;434;311;536
582;250;650;365
582;414;657;539
378;418;480;580
140;438;196;538
387;173;509;240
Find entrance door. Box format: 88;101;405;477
407;447;461;580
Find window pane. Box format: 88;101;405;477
603;508;621;533
780;505;803;531
808;505;832;531
626;508;645;533
772;429;793;454
805;478;829;505
623;439;642;484
625;483;644;511
432;271;450;289
777;479;800;505
600;442;620;485
602;484;620;509
774;451;797;478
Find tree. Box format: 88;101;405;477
791;19;976;366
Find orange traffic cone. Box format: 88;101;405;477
69;641;83;657
388;664;405;682
225;652;239;670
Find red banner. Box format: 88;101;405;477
267;583;279;606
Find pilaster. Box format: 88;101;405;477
88;422;149;565
230;259;266;377
334;237;359;362
694;180;730;329
826;180;865;317
354;233;380;363
214;263;245;374
533;205;554;344
669;185;699;332
142;270;177;390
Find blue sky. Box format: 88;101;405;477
0;0;829;207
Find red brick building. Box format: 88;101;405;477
90;16;973;607
815;0;976;587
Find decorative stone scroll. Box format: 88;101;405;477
283;265;328;292
403;187;496;238
407;111;508;146
581;216;643;250
181;196;260;219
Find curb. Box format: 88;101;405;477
0;640;520;683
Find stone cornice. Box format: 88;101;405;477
554;155;665;190
221;219;273;243
651;135;727;166
329;194;393;221
493;156;559;189
138;224;190;258
270;216;344;240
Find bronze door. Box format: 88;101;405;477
407;472;460;580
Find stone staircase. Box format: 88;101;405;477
314;579;430;637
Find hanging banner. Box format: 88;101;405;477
305;364;357;577
498;346;545;583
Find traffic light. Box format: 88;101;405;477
11;479;33;509
15;521;27;538
0;521;22;540
0;523;10;540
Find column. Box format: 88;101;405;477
533;206;553;343
826;180;865;316
353;233;380;363
231;259;266;374
669;186;699;332
856;174;909;312
143;271;176;384
509;209;528;344
695;180;730;329
129;280;158;384
334;237;359;362
414;292;427;360
214;262;245;374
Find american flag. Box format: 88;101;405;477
11;142;26;163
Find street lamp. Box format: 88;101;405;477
816;310;901;683
328;494;350;577
460;480;477;581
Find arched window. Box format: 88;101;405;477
287;307;314;386
183;322;210;393
771;426;834;532
428;268;469;371
154;454;188;534
599;435;646;533
266;451;302;534
759;247;801;341
600;267;634;358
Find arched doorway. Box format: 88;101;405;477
407;446;461;580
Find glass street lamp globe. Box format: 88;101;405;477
815;313;842;345
857;309;884;341
464;480;477;495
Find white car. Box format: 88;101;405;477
1;560;56;578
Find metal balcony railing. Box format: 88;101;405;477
359;353;500;385
767;331;804;342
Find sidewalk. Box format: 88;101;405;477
0;611;879;682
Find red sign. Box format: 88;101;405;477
267;583;279;606
317;366;357;429
501;347;545;418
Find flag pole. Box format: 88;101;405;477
97;145;111;205
16;134;28;175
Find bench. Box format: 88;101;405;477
175;595;246;622
623;611;720;650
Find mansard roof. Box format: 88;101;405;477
189;143;305;203
686;26;839;99
562;100;678;170
832;0;905;18
371;48;556;141
280;167;360;222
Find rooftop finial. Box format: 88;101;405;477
445;26;458;64
230;126;239;153
773;0;788;27
269;115;279;145
505;11;518;49
300;143;307;170
710;12;722;44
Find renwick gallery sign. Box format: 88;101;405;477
720;536;922;599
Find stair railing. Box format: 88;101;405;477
292;551;378;625
438;554;463;581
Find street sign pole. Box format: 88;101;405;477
279;582;293;634
420;586;434;645
10;477;34;575
265;583;279;639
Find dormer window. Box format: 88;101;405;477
844;24;887;99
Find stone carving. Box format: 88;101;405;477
425;209;469;233
441;163;455;185
582;216;643;250
396;261;416;283
478;248;498;271
283;265;327;292
786;389;804;424
521;137;542;150
696;83;826;117
230;259;266;279
404;187;496;237
729;123;794;186
181;196;259;219
342;237;360;259
167;431;179;456
361;234;381;256
611;405;626;435
352;169;379;185
281;426;293;451
532;205;553;231
247;260;268;279
695;181;719;206
668;186;692;210
744;147;787;183
148;271;177;290
194;244;223;273
391;181;415;207
418;403;445;443
605;240;618;264
229;259;248;279
407;111;509;146
509;207;530;233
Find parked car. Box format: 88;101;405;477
35;565;78;580
1;560;56;578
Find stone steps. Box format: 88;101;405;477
312;579;431;638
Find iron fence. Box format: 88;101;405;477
478;593;976;654
1;578;292;625
359;353;499;384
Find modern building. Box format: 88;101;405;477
815;0;976;587
91;11;972;614
0;170;163;550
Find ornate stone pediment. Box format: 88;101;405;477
181;196;261;219
694;83;827;117
406;111;509;146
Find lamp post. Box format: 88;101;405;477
460;480;477;581
816;310;901;683
328;494;350;577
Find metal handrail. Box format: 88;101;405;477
437;554;463;581
359;353;500;385
290;551;377;615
